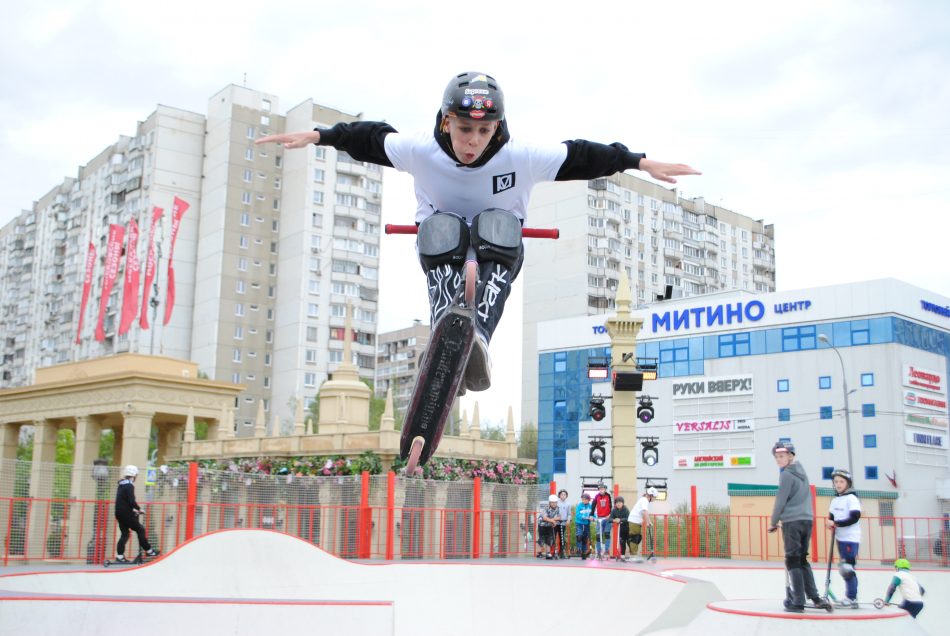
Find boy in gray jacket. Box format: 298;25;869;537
767;441;832;613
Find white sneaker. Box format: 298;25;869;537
632;555;644;563
836;598;858;609
464;331;492;392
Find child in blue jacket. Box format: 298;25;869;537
574;493;593;560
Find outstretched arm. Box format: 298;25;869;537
639;158;701;184
256;130;321;149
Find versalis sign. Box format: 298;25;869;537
674;453;756;469
673;418;755;435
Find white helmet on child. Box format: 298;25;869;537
646;487;659;497
548;494;559;503
124;465;139;477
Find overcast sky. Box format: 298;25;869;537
2;1;948;429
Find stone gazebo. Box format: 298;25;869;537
0;353;244;505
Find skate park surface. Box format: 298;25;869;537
0;529;942;635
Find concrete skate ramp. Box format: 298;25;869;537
0;530;701;636
664;567;944;635
678;599;926;635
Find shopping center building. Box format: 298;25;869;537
533;278;950;518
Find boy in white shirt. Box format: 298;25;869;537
628;486;658;563
827;468;862;608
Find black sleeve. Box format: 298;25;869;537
835;510;861;528
554;140;645;181
315;121;397;167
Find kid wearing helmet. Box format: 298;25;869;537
574;493;593;559
609;496;631;561
628;486;657;563
114;465;159;562
257;72;699;393
826;468;862;608
885;559;925;618
537;494;561;559
767;441;832;613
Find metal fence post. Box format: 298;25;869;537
359;471;371;559
690;485;699;557
810;484;819;563
472;477;481;559
184;462;198;540
386;471;395;561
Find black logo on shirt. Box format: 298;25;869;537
493;172;516;194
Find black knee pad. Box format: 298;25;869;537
471;209;523;270
417;213;469;270
630;534;642;545
785;556;801;570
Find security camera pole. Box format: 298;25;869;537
604;272;644;505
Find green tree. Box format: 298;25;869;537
518;421;538;459
481;424;506;441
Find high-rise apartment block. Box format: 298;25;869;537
521;173;775;423
374;320;430;418
0;86;382;434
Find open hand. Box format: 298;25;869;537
639;158;702;184
255;131;320;149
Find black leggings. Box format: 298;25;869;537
116;515;151;555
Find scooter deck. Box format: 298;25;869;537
400;306;475;467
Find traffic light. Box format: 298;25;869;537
637;396;654;423
589;438;607;466
640;438;659;466
589;397;606;421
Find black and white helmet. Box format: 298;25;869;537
771;440;795;456
830;468;853;486
441;72;505;122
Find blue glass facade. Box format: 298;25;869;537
536;316;950;484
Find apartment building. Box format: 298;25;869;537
521;173;775;425
375;320;430;419
0;85;381;434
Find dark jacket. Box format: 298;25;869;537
115;479;141;520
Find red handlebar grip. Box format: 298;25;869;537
385;223;558;239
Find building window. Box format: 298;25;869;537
305;349;317;364
554;351;566;373
241;191;251;204
306;327;318;342
862;403;876;417
232;372;241;384
234;326;243;340
777;379;789;392
304;373;317;388
864;434;877;448
879;501;894;527
719;332;751;357
263;376;270;388
861;373;874;387
307;303;319;317
822;466;835;480
314;146;325;160
264;353;272;366
865;466;878;480
821;436;834;450
243;168;253;182
235;303;245;317
820;406;833;420
232;349;242;363
782;325;816;351
246;126;255;139
236;280;245;294
819;376;831;390
778;408;790;422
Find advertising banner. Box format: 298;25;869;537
139;206;163;329
674;453;756;469
673;418;754;435
903;391;948;413
95;224;125;342
118;218;140;336
163;196;189;325
672;374;754;399
904;412;949;431
75;242;96;343
902;364;945;395
905;428;948;450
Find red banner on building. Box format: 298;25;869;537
118;219;140;336
163;196;190;325
95;224;125;342
75;242;97;344
139;206;164;329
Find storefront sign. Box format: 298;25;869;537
905;412;949;430
673;418;755;434
903;391;948;413
674;453;756;469
905;428;948;449
652;300;766;333
903;364;946;394
672;374;754;399
921;300;950;319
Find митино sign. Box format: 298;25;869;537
650;299;812;333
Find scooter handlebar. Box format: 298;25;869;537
385;224;559;239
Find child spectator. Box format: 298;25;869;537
556;489;570;559
591;483;613;560
537;495;560;560
574;493;593;560
610;496;631;561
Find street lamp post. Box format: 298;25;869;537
818;334;854;480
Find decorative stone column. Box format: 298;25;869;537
119;411;153;473
28;418;59;559
0;423;22;543
319;301;371;434
604;272;643;505
379;389;400;451
505;406;517;459
70;416;103;500
158;422;185;466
